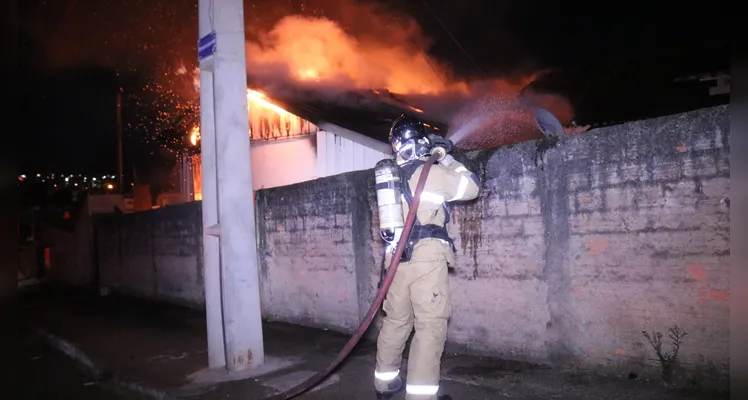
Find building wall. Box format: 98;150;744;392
248;95;318;141
316;130;393;178
93;105;730;386
189;129;391;197
250;136;318;191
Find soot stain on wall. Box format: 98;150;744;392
454;149;495;279
535;143;577;364
457;197;483;279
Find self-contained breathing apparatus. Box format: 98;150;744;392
374;115;457;264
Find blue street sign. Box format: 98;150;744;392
198;31;217;61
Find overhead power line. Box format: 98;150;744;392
421;0;486;78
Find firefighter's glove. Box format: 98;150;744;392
440;154;456;166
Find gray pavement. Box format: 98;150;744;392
18;286;729;400
18;327;137;400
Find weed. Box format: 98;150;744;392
641;324;688;384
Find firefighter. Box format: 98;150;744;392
373;115;481;400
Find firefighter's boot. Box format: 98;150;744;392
375;376;403;399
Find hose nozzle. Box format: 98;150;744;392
426;134;454;162
431;146;447;161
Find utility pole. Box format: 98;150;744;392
198;0;265;372
116;89;124;193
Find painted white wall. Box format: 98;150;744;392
191;128;392;198
250;136;318;191
316;129;392;178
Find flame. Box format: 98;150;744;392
186;86;298;144
298;68;321;81
189;66;294;118
247;89;292;116
189;125;200;146
245;15;477;96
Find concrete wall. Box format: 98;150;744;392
94;105;730;383
255;105;730;380
96;202;204;307
256;171;379;332
444;105;729;375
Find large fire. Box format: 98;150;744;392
182;8;569;149
244;15;466;95
187;88;303;145
240;15;535;97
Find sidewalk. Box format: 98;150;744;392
19;286;728;400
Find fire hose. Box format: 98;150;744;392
263;151;442;400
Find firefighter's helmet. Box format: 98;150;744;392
389;114;428;160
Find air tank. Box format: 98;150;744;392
374;158;404;241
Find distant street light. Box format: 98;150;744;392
107;184;114;191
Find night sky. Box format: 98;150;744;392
19;0;731;178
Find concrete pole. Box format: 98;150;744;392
198;0;265;372
197;65;225;368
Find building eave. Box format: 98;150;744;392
315;122;393;154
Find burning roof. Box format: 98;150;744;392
242;73;587;152
178;13;579;152
247;77;448;144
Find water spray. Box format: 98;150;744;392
446;114;490;145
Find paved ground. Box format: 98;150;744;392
18;285;730;400
18;327;135;400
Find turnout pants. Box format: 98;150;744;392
374;239;452;400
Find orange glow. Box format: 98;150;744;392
189;125;200;146
185;87;315;145
297;69;321;81
107;184;114;190
247;89;292;116
191;154;202;201
244;15;475;95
